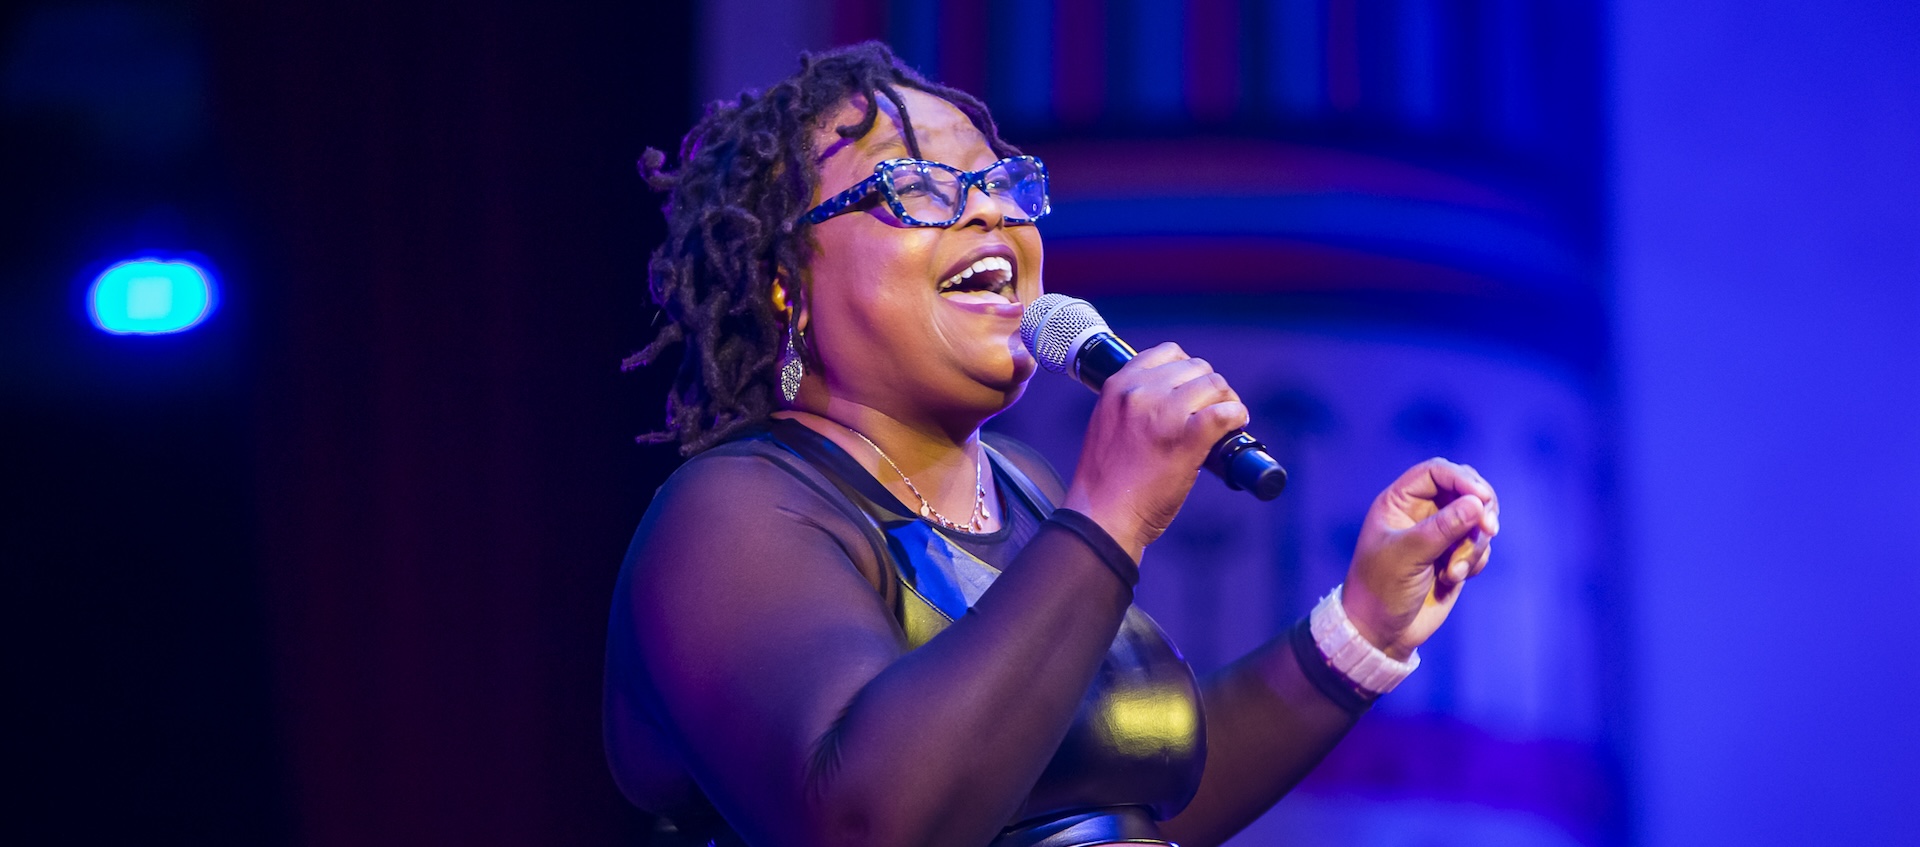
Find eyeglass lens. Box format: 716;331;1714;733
887;159;1046;224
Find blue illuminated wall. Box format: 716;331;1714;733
1615;1;1920;844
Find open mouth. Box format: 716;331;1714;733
937;255;1018;306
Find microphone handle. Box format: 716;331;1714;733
1069;334;1136;392
1069;334;1289;501
1206;431;1290;501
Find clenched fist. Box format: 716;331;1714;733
1341;458;1501;659
1064;342;1249;561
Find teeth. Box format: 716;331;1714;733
938;256;1014;292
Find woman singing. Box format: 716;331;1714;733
604;43;1500;847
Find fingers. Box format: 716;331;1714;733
1385;458;1501;537
1159;358;1249;438
1377;459;1499;589
1126;341;1191;370
1452;463;1500;536
1165;361;1237;406
1120;346;1224;399
1437;533;1492;587
1396;492;1486;566
1467;538;1492;579
1400;458;1496;504
1433;461;1499;532
1070;343;1223;556
1111;349;1248;433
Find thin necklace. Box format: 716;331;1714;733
839;424;990;533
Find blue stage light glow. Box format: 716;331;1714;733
89;258;216;334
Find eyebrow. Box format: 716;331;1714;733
866;138;909;159
812;134;911;168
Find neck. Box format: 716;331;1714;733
775;400;996;530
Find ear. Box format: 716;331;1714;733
771;277;808;334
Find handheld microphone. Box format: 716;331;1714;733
1019;293;1289;501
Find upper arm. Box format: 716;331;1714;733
606;454;907;835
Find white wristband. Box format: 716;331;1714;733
1310;584;1419;696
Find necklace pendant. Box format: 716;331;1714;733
835;421;984;533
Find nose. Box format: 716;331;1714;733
959;181;1017;230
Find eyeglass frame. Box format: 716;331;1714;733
800;155;1051;228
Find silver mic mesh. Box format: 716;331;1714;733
1019;293;1109;374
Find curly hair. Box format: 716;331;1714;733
624;41;1020;456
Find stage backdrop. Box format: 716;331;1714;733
12;1;1913;845
700;1;1620;845
208;1;694;843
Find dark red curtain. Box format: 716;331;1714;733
209;2;691;842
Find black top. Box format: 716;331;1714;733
603;419;1371;847
770;420;1203;843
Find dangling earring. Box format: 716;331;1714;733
779;319;803;403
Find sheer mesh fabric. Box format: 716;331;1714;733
603;421;1366;847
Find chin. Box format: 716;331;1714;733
1009;354;1041;394
944;358;1032;421
1001;377;1031;408
970;379;1030;425
976;342;1038;391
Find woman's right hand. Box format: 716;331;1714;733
1064;342;1249;561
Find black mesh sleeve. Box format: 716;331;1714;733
604;450;1141;847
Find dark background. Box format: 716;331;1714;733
6;1;693;843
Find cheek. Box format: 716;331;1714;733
810;223;933;287
806;233;876;308
805;233;935;360
1013;230;1045;293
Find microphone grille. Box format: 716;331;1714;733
1019;293;1108;374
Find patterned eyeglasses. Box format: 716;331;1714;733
802;155;1051;228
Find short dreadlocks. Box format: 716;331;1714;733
626;41;1020;456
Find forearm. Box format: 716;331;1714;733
804;518;1133;846
1156;623;1363;847
647;513;1137;847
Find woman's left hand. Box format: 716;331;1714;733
1341;458;1500;659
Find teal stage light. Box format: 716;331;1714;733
89;258;216;335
